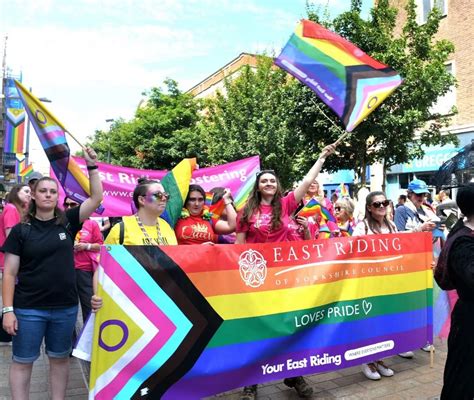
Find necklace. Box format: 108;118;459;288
135;215;167;246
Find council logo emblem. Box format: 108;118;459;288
238;249;267;288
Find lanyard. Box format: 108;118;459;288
135;215;167;246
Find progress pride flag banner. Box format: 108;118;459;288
61;156;260;217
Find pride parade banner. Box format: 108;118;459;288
64;156;260;216
87;232;433;399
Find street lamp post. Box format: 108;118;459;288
105;118;114;163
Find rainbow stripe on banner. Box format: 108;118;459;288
275;20;402;132
14;80;104;213
87;232;433;399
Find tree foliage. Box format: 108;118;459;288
88;79;206;170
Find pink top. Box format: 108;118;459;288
0;204;21;270
236;192;298;244
73;219;104;272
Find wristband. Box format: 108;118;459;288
87;165;98;171
2;306;14;315
87;243;92;251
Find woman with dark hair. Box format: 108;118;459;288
353;191;399;380
2;147;102;399
105;178;176;245
174;184;236;245
434;183;474;399
0;184;31;275
236;143;336;400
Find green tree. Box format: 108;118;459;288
88;79;206;170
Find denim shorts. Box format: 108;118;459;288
12;306;78;364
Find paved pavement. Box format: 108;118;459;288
0;335;447;399
1;275;447;399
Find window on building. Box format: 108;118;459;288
416;0;447;24
430;62;456;116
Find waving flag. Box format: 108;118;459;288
14;80;103;212
161;158;197;227
337;183;350;198
275;19;403;132
84;232;432;399
297;197;336;222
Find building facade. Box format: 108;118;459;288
385;0;474;201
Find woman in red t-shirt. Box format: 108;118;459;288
235;143;336;400
174;185;237;245
0;184;31;273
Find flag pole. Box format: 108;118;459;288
65;130;86;150
311;98;351;145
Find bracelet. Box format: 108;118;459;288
87;243;92;251
2;306;14;315
87;165;99;171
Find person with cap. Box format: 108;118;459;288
394;178;439;354
25;171;43;190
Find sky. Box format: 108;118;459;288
1;0;371;173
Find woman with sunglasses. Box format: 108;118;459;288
236;143;336;400
2;147;102;400
174;184;236;245
353;191;398;380
334;197;356;236
104;178;177;246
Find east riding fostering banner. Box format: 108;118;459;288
57;156;260;216
87;232;433;399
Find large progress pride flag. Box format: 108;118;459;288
275;19;402;132
87;232;432;399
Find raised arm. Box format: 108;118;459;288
293;143;337;203
214;189;237;234
79;147;104;223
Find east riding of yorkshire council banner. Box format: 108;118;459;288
87;232;433;399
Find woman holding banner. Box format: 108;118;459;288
2;147;102;400
236;143;336;400
353;191;400;380
434;183;474;399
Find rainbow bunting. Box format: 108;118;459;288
85;232;433;398
4;79;26;153
14;80;104;213
275;20;403;132
160;158;197;228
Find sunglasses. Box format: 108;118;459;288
149;191;170;201
334;206;344;212
64;202;79;208
371;200;390;208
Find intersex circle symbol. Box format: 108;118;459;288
98;319;129;352
35;109;47;124
238;249;267;288
367;96;378;109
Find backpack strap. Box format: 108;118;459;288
119;221;125;245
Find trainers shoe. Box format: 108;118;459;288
362;363;381;380
398;351;414;359
283;376;313;398
421;344;434;352
375;360;394;377
240;385;257;400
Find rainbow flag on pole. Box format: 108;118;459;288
84;232;433;399
275;20;403;132
14;80;103;212
297;197;336;222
